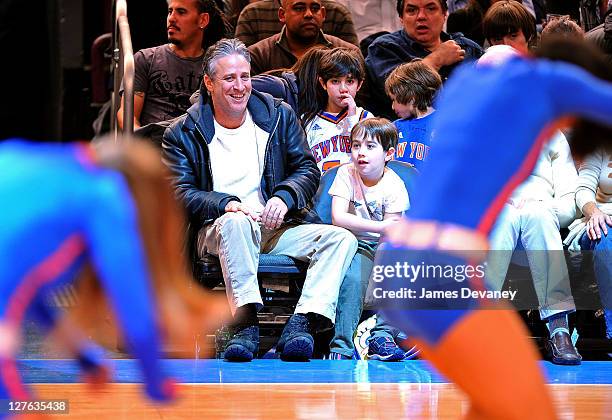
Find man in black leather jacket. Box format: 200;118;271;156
162;38;357;362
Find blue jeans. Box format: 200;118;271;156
368;313;403;342
579;230;612;338
329;240;377;357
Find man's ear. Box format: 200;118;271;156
279;6;286;24
199;12;210;30
318;76;327;90
203;74;214;94
385;147;395;162
356;80;364;92
320;5;326;22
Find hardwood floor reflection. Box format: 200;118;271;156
34;383;612;419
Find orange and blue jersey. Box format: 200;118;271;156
376;57;612;345
0;140;171;403
306;107;372;173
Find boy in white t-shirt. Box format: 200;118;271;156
328;118;410;360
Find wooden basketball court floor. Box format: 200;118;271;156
18;359;612;419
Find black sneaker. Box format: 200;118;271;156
224;325;259;362
547;331;582;365
277;314;314;361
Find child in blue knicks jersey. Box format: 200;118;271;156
327;118;410;360
303;48;373;173
385;61;442;172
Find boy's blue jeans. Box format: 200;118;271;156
329;240;399;357
369;314;403;342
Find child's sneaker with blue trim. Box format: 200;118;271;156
367;336;405;361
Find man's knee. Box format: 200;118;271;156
198;212;260;258
216;211;257;234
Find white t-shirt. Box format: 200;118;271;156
208;111;268;213
305;107;373;173
328;163;410;241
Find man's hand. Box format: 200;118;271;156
424;40;465;69
261;197;288;229
225;200;261;222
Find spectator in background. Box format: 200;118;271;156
223;0;260;30
541;14;585;40
447;1;487;46
477;45;582;365
365;0;482;119
117;0;230;129
546;0;581;24
580;0;605;32
327;119;410;361
586;7;612;64
385;60;441;171
303;48;373;173
447;0;544;47
247;0;360;75
483;0;537;54
235;0;358;46
335;0;403;43
363;61;441;362
486;131;583;365
565;149;612;339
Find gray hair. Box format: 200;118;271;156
202;38;251;78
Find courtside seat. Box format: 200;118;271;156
194;249;308;291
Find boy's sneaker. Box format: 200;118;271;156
367;336;406;361
224;325;259;362
277;314;314;361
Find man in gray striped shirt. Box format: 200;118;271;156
235;0;358;46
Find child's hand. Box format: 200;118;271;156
381;217;402;233
340;94;357;116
